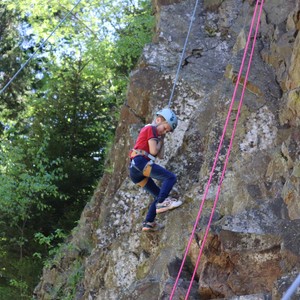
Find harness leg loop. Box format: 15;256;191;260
136;161;153;187
137;177;149;187
143;161;153;177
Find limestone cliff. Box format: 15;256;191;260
34;0;300;299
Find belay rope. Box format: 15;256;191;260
282;274;300;300
168;0;200;108
169;0;265;299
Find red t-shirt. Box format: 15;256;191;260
133;125;158;153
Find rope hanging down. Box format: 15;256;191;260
184;2;265;298
0;0;82;95
282;274;300;300
168;0;199;108
169;0;265;299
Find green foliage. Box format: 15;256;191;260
0;129;63;299
60;260;85;300
0;5;34;127
34;229;67;263
9;279;29;300
114;1;154;73
0;252;42;300
0;132;62;224
0;0;155;298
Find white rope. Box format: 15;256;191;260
168;0;199;108
0;0;82;95
282;274;300;300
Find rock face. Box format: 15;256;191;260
34;0;300;299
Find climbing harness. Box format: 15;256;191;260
0;0;82;95
130;149;155;187
129;149;156;161
169;0;265;299
130;158;154;187
142;161;153;177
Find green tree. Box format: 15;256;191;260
0;0;154;298
0;129;63;299
26;52;118;229
0;5;35;133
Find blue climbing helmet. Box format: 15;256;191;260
156;108;178;131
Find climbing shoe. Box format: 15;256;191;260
142;221;164;232
156;198;183;214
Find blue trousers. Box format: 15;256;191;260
129;156;177;222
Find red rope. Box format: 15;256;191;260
169;1;265;299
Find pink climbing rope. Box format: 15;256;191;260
184;2;265;298
169;0;264;299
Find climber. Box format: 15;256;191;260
129;108;183;232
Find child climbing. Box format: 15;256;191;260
129;108;182;232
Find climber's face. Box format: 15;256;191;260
156;121;172;136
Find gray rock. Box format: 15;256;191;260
34;1;300;299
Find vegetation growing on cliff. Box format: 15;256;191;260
0;0;154;298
